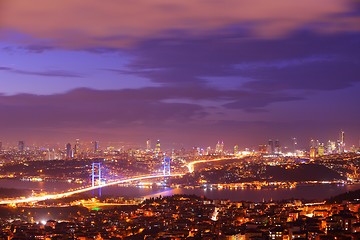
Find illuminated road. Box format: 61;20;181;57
186;156;244;173
0;173;184;205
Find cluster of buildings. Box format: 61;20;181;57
0;130;359;164
309;131;346;158
1;195;360;239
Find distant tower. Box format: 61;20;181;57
274;140;281;154
215;141;224;154
66;143;72;159
0;142;2;151
310;147;317;159
146;139;151;152
215;141;221;154
268;139;274;154
234;145;239;155
220;141;224;153
155;139;161;156
74;139;80;157
93;141;99;153
18;141;25;152
340;130;345;153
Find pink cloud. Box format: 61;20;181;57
1;0;358;48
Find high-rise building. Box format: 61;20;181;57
327;140;336;154
274;140;281;153
154;139;161;156
339;130;345;153
66;143;72;159
74;139;80;157
18;141;25;152
93;141;99;153
310;147;317;159
234;145;239;155
318;144;325;156
206;146;211;155
268;139;274;154
146;139;151;152
0;142;2;151
215;141;224;154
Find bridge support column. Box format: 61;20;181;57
92;162;102;197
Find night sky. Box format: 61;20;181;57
0;0;359;149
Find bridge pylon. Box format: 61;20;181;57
163;157;171;176
91;162;102;196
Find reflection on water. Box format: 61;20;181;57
97;183;360;202
1;179;360;202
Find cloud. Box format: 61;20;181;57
125;31;360;93
1;0;359;48
0;85;303;132
0;66;82;78
0;88;205;129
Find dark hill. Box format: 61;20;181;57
264;164;345;182
327;188;360;204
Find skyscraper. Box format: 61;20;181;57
154;139;161;156
66;143;72;159
274;140;281;154
18;141;25;152
340;130;345;153
146;139;151;152
268;139;274;154
234;144;239;155
74;139;80;157
94;141;99;153
215;141;224;154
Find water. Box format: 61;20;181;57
1;179;360;202
0;179;85;192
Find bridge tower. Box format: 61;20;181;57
163;156;171;186
91;162;102;196
163;156;171;176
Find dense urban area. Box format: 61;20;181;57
0;132;360;239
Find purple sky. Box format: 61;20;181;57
0;0;359;150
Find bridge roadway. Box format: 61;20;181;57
0;173;184;205
0;156;244;205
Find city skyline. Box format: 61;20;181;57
0;0;359;148
0;129;355;154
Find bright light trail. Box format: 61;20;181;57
0;173;184;205
186;156;244;173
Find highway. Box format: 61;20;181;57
0;173;184;205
